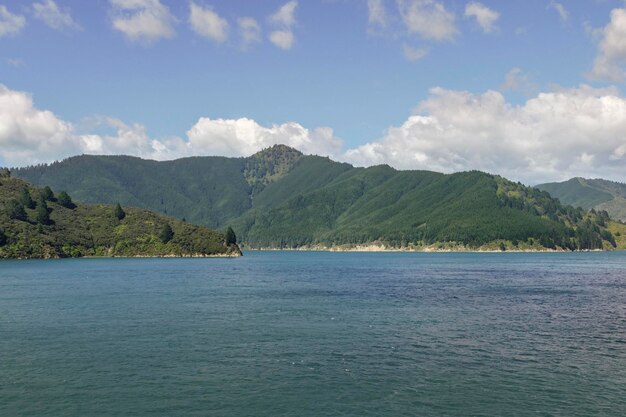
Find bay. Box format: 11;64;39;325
1;252;625;416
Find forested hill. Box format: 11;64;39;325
0;172;241;259
11;145;619;251
537;178;626;222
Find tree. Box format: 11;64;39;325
6;199;27;221
35;199;51;225
159;223;173;243
19;187;35;209
41;186;54;201
0;228;7;246
114;203;126;220
225;226;237;245
57;191;76;209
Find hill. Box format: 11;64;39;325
536;178;626;222
11;146;619;251
0;172;241;259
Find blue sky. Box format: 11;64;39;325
2;0;626;183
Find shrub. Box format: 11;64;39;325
41;186;54;201
57;191;76;209
36;199;51;225
114;203;126;220
160;223;173;243
6;199;27;221
20;187;35;209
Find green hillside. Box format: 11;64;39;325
11;146;619;251
0;172;241;259
537;178;626;221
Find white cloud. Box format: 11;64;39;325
269;30;294;50
0;84;342;167
32;0;79;30
548;1;568;22
464;2;499;33
344;85;626;184
0;5;25;37
110;0;175;43
269;1;297;50
398;0;457;41
0;84;80;166
7;82;626;184
403;44;428;61
270;1;297;27
79;117;189;160
189;2;228;43
0;85;185;166
588;8;626;82
238;17;260;47
368;0;387;28
187;117;342;158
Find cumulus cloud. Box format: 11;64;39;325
344;85;626;184
0;5;25;37
270;1;297;27
189;2;229;43
0;84;342;167
110;0;175;43
238;17;261;47
0;84;77;166
464;2;499;33
548;1;568;22
0;84;187;166
398;0;457;41
269;1;297;50
187;117;342;158
32;0;80;30
269;30;294;50
7;83;626;184
403;44;428;61
588;8;626;82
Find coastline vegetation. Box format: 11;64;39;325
0;173;241;259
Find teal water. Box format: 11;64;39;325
1;252;625;416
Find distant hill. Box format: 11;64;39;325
537;178;626;222
11;145;619;251
0;173;241;259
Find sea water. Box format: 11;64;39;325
1;252;625;416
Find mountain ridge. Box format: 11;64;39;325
537;177;626;221
10;145;620;251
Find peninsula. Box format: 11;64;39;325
0;171;241;259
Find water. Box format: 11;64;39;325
1;252;625;416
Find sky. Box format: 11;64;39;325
1;0;626;184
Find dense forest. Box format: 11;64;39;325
11;145;619;251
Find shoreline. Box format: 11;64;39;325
242;245;610;253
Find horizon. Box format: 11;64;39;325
2;1;626;183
